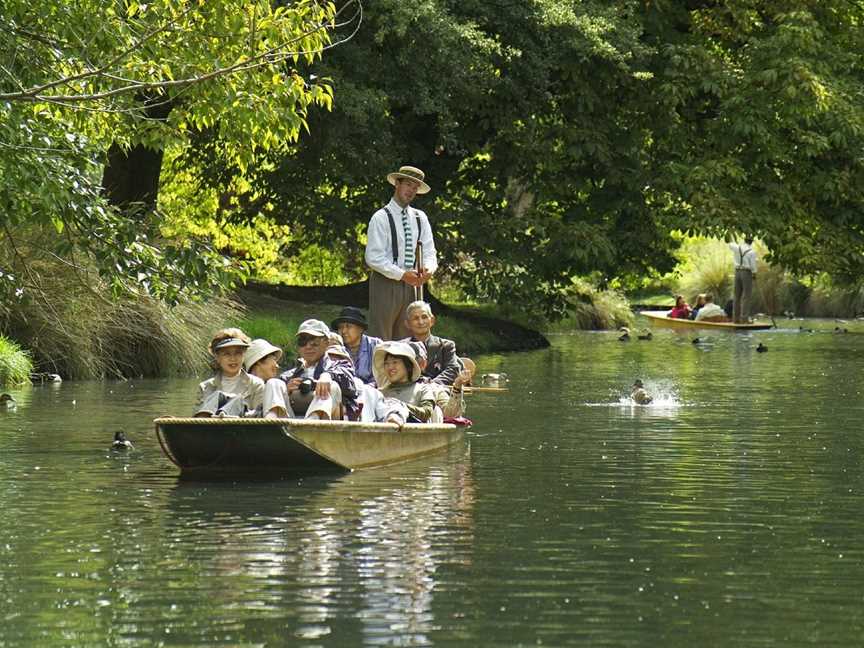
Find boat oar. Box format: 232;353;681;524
462;386;509;394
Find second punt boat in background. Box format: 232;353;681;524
640;310;774;330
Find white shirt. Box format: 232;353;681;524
365;198;438;281
695;302;726;321
729;242;757;274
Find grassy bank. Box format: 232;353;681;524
0;335;33;386
234;289;525;361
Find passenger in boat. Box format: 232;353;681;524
331;306;382;385
373;341;441;423
406;340;470;418
401;300;462;386
279;319;360;420
688;293;707;320
196;328;265;417
694;294;730;322
243;338;291;419
667;295;691;319
631;379;653;405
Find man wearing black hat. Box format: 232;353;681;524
331;306;383;384
364;165;438;340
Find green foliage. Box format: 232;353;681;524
675;239;736;305
0;335;33;386
0;0;343;307
546;278;634;331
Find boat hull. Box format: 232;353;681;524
154;417;465;475
640;310;773;330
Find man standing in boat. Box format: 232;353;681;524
365;165;438;340
728;236;758;323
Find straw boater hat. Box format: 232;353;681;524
243;339;283;372
373;341;423;386
386;166;431;194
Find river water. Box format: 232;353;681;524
2;319;864;646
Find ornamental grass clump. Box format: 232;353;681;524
0;335;33;386
1;256;244;380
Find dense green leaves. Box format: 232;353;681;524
4;0;864;321
1;0;342;307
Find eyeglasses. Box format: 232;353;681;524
297;336;323;348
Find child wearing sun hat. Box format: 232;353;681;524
195;328;264;417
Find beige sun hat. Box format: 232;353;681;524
373;341;422;386
386;165;431;194
243;339;283;372
296;319;330;338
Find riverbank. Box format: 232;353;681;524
235;282;549;358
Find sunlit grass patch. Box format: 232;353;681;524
0;335;33;386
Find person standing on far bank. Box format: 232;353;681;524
365;166;438;340
729;236;758;323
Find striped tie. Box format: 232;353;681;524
402;208;414;270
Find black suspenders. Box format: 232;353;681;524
383;207;422;264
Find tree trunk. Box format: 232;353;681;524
101;95;174;215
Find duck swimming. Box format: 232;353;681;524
481;372;509;385
618;327;631;342
111;431;134;451
637;330;653;341
630;380;653;405
1;393;16;409
756;343;768;353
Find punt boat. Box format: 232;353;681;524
640;310;774;330
154;416;466;476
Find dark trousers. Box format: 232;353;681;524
368;271;417;340
733;268;753;323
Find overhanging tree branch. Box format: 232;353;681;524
0;0;361;106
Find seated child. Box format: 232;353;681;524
244;338;289;419
196;328;264;417
373;341;441;423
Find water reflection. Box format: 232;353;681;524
4;323;864;646
152;448;476;644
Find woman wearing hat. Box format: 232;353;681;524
331;306;383;384
372;341;441;423
364;165;438;340
195;328;264;417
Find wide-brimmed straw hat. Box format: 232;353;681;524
373;341;422;386
331;306;368;331
244;339;283;371
386;166;431;194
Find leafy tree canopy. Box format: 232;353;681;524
186;0;864;317
0;0;344;307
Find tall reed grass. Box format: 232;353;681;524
1;259;243;379
546;278;634;331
